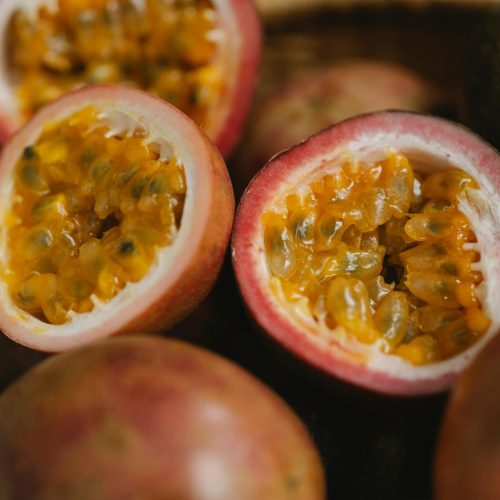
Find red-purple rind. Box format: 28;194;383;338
232;110;500;397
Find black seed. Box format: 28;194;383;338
452;327;471;346
119;164;139;186
436;280;456;299
80;148;96;165
131;178;146;199
71;61;85;75
428;220;445;234
20;163;42;189
23;146;37;159
439;261;458;275
189;87;202;106
118;240;135;256
90;161;111;180
148;176;165;194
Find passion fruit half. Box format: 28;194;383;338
434;331;500;500
0;84;234;352
0;0;261;156
232;111;500;397
0;336;326;499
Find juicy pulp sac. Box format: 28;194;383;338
263;152;490;365
6;0;223;128
4;106;186;324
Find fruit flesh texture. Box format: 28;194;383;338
7;0;223;130
263;152;490;365
4;106;186;325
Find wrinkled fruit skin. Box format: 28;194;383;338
234;60;445;193
434;333;500;500
232;110;500;397
0;336;326;500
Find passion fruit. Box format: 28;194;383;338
0;0;261;156
0;84;234;352
434;331;500;500
0;336;326;499
232;111;500;397
234;60;445;193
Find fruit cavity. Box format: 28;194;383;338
263;152;489;365
6;0;223;128
4;105;186;324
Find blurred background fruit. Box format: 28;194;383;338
434;332;500;500
0;336;326;499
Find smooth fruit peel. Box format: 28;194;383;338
263;152;488;365
0;336;326;499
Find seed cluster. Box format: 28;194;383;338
7;0;222;127
263;153;490;365
6;106;186;324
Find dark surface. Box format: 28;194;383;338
464;8;500;150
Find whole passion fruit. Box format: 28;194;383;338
0;336;326;499
232;111;500;397
0;84;234;352
234;60;445;193
0;0;261;156
434;331;500;500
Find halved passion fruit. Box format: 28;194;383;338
0;0;261;156
232;111;500;396
0;84;234;352
0;336;326;498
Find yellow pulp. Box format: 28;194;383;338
263;153;490;365
7;0;222;128
5;106;186;324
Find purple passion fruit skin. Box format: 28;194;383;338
232;110;500;397
435;331;500;500
0;336;326;500
233;60;445;194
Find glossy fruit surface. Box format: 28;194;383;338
0;336;326;499
232;111;500;396
0;84;234;352
434;332;500;500
0;0;261;156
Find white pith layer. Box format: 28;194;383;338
256;131;500;380
0;104;200;342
